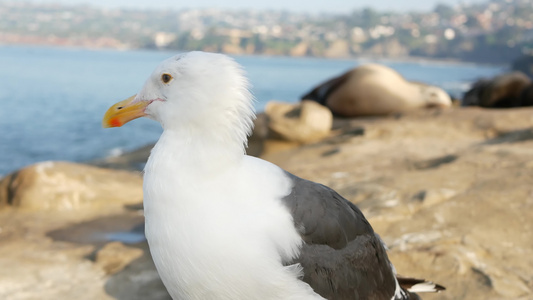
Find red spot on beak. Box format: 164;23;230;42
109;118;122;127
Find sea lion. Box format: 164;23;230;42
301;64;451;117
462;71;532;108
521;83;533;106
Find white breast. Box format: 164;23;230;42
143;151;323;300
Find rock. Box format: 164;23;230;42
89;144;153;171
411;188;457;207
265;100;333;143
247;112;272;157
3;107;533;299
104;243;172;300
0;210;114;300
264;107;533;299
0;161;143;211
0;206;165;300
301;64;451;117
95;242;143;275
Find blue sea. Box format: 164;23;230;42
0;45;505;176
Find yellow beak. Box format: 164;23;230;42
102;95;150;128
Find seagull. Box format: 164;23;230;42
102;51;444;300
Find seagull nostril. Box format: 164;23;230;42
117;106;123;110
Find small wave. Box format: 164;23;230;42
107;147;125;158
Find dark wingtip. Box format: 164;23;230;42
434;283;446;291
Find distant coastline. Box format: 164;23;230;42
1;0;531;66
0;41;506;68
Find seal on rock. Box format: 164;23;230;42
301;64;452;117
265;100;333;144
521;83;533;106
462;72;532;108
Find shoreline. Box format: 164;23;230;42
0;42;507;67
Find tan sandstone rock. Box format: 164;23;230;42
265;100;333;144
0;161;143;211
264;107;533;299
96;242;144;275
2;107;533;299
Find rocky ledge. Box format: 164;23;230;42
1;106;533;299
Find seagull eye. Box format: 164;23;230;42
161;73;173;84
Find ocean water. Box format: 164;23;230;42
0;45;505;176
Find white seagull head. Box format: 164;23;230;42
103;51;255;149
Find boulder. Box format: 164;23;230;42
265;100;333;143
0;161;143;211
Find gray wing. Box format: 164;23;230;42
282;172;398;300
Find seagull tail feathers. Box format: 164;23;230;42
397;276;445;293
